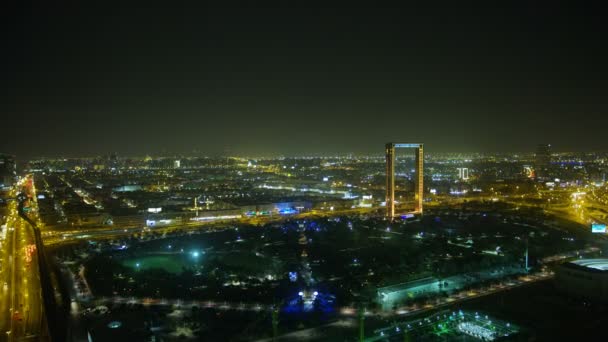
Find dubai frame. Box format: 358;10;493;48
385;143;423;218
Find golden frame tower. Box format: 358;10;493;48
385;143;423;218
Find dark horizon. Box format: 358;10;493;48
3;3;607;158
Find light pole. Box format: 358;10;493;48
358;305;365;342
271;306;279;341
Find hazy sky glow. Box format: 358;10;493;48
3;3;607;157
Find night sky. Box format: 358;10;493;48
3;3;607;158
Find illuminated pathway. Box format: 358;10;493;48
91;296;276;312
79;270;553;320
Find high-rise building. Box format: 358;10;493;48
0;154;16;190
108;152;119;169
535;144;551;180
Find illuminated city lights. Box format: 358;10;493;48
2;4;608;340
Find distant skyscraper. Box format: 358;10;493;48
108;152;119;169
535;144;551;180
0;154;16;189
174;160;181;169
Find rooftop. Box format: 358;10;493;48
569;259;608;272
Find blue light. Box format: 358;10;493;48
394;143;422;148
107;321;122;329
279;208;297;215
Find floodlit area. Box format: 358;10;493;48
371;310;519;341
569;258;608;271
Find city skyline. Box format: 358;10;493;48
3;3;608;157
8;148;608;162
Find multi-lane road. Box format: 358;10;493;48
0;178;47;341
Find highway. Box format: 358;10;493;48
0;177;48;341
40;206;385;246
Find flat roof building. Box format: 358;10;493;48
555;258;608;302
